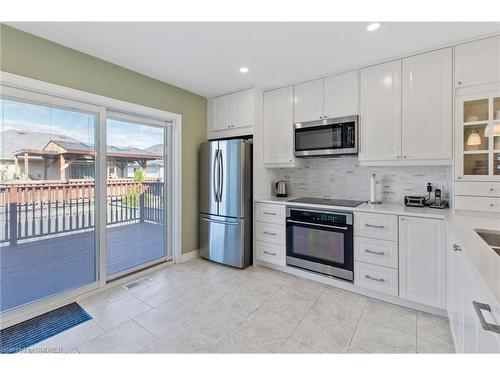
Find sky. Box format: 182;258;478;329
0;99;164;150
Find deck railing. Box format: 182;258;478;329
0;179;164;245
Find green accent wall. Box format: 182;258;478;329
0;24;207;255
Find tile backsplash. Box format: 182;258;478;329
279;157;452;204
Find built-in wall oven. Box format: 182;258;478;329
294;115;358;157
286;207;354;281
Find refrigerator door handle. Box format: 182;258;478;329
218;148;224;203
200;217;239;225
212;149;219;203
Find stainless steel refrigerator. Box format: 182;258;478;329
199;139;252;268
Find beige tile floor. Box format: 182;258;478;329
27;258;455;353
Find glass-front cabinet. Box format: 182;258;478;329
457;92;500;180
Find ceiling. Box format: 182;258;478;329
7;22;500;97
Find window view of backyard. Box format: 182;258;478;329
0;99;167;312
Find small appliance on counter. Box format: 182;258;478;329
404;183;448;209
275;180;288;197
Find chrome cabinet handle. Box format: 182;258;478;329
263;212;276;216
452;244;462;252
365;275;385;283
263;231;276;236
473;301;500;334
365;223;385;229
365;249;385;256
263;250;277;256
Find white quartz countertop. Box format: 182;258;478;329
254;196;500;302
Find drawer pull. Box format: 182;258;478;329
452;244;462;252
365;275;385;283
365;249;385;256
490;188;495;192
263;231;276;236
365;224;385;229
472;301;500;334
263;211;277;216
263;250;277;256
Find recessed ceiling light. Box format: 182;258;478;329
239;67;249;73
366;22;381;32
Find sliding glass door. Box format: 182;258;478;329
0;96;98;312
105;114;169;278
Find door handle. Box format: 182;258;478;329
365;223;385;229
213;150;218;202
201;217;239;226
365;249;385;256
365;275;385;283
218;149;224;202
473;301;500;334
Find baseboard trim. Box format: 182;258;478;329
180;249;200;263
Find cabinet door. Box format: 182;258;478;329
447;233;464;353
455;35;500;88
232;89;254;129
213;94;231;131
399;216;446;309
324;70;359;118
360;61;402;161
263;86;295;165
402;48;452;160
293;79;324;123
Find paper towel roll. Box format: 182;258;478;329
370;174;376;203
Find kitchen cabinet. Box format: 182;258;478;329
254;202;286;266
360;49;452;163
210;88;254;134
399;216;446;309
402;48;452;160
447;233;464;353
359;60;402;161
455;35;500;88
293;71;359;123
263;86;296;166
324;70;359;119
293;79;324;123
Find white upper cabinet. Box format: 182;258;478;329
263;86;295;165
212;94;232;131
399;216;447;309
402;48;452;160
455;35;500;89
232;89;254;128
210;89;254;136
293;79;324;123
360;60;402;161
324;70;359;119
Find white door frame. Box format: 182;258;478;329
0;72;183;327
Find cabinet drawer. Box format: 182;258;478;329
354;236;398;269
455;196;500;213
255;203;285;224
455;181;500;197
355;212;398;241
255;240;285;266
255;221;286;245
354;261;399;296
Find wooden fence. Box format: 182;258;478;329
0;179;164;245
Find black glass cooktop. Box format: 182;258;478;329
288;197;364;207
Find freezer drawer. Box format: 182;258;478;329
199;214;250;268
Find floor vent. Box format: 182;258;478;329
123;277;152;291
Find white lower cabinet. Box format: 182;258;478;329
255;202;286;266
354;261;399;296
399;216;446;309
447;233;500;353
354;236;398;269
256;240;285;266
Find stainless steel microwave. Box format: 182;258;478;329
294;115;358;157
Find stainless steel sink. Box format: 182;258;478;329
475;230;500;256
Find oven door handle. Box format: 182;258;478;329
286;219;349;231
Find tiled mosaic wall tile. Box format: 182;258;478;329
279;157;452;204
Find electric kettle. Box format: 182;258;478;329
275;180;288;198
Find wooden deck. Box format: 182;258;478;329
0;222;164;312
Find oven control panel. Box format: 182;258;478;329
287;208;353;225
